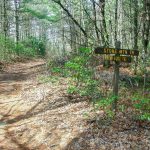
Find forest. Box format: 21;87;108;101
0;0;150;150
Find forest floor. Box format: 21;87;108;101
0;59;149;150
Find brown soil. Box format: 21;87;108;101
0;59;91;150
0;60;149;150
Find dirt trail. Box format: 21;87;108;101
0;60;149;150
0;59;90;150
0;59;46;149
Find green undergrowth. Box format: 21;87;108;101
47;47;150;123
38;75;60;84
47;47;101;100
132;93;150;121
0;35;46;62
64;47;101;99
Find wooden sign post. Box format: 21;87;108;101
94;41;139;111
112;41;121;111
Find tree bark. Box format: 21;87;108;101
14;0;20;44
3;0;8;43
133;0;139;74
91;0;100;44
114;0;118;44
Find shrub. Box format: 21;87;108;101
23;37;46;56
94;96;116;119
132;95;150;121
0;34;45;61
64;47;101;100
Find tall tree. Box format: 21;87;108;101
133;0;139;74
114;0;118;44
99;0;109;46
14;0;20;44
3;0;8;43
142;0;150;54
91;0;100;44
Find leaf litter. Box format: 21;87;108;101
0;60;149;150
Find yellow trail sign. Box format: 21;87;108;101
95;47;139;56
104;55;132;62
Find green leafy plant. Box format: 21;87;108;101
51;67;63;74
38;75;59;84
23;37;46;56
0;34;15;61
95;96;116;118
118;104;126;112
64;47;100;100
67;85;78;94
132;95;150;121
0;34;44;61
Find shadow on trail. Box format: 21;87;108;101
0;100;42;124
0;63;46;83
0;101;20;120
63;123;150;150
5;126;41;150
0;60;48;149
0;72;27;82
5;128;30;150
0;93;86;149
1;94;86;125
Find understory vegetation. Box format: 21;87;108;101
0;35;46;62
47;47;150;123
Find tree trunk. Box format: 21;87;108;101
133;0;139;74
92;0;100;44
114;0;118;44
99;0;110;67
3;0;8;44
142;0;150;92
14;0;20;44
